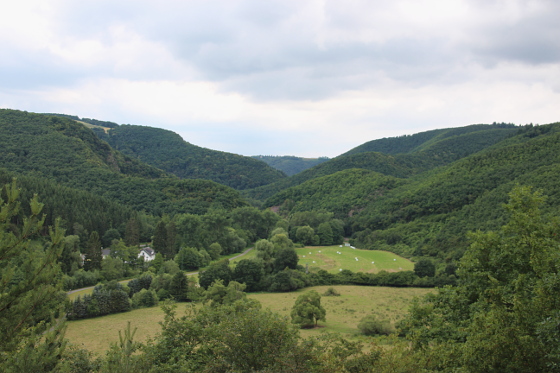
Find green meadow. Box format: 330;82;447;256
65;285;432;354
295;245;413;273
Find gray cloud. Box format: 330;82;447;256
1;0;559;157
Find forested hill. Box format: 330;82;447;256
265;122;560;265
244;124;518;201
94;124;286;190
0;109;247;216
340;123;517;156
251;155;330;176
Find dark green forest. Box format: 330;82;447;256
97;123;286;190
2;108;560;371
0;109;248;216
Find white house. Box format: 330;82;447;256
138;246;156;262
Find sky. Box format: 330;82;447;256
1;0;559;158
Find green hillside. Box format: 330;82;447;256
246;124;517;201
251;155;330;176
0;168;134;237
263;122;560;264
0;109;247;216
341;123;516;156
100;124;286;190
264;168;404;218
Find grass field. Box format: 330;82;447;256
65;285;432;354
296;245;413;273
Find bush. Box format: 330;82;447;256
132;289;159;308
323;287;341;296
358;315;394;336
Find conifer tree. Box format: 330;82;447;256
166;221;177;258
152;220;168;258
85;231;102;271
124;217;140;246
0;180;67;371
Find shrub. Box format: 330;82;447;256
323;287;341;296
358;315;394;336
132;289;159;308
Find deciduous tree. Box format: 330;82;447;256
291;290;326;328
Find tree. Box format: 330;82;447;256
291;290;326;328
255;238;275;273
152;221;168;258
273;247;299;272
60;234;82;275
110;239;137;264
414;258;436;277
207;242;222;260
270;232;294;251
84;231;102;271
232;259;264;292
175;247;201;271
124;217;140;247
399;186;560;372
102;228;121;248
295;225;315;245
0;181;67;371
169;271;189;302
198;259;232;289
166;221;177;258
204;280;247;307
101;256;125;281
317;222;334;245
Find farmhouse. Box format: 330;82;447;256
138;246;156;261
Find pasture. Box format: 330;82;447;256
295;245;413;273
65;285;432;354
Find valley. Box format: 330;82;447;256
2;108;560;371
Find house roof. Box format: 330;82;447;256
140;247;155;256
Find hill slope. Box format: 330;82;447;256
0;109;247;216
265;122;560;263
246;124;518;201
97;124;286;190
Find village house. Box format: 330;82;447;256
138;246;156;261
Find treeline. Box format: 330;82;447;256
44;113;119;128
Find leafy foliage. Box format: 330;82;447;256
399;186;560;372
291;290;327;328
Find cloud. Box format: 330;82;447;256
1;0;559;157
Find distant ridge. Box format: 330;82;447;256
251;155;330;176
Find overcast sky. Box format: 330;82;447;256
1;0;559;157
